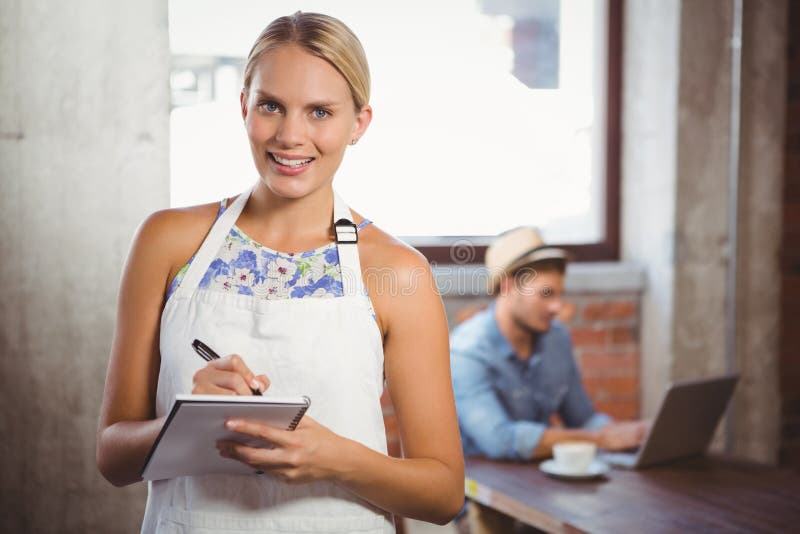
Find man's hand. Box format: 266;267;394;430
596;421;649;451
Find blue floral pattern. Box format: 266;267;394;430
167;201;375;320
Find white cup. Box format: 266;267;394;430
552;441;597;474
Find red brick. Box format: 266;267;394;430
579;351;639;376
570;327;607;347
582;300;637;321
779;366;800;394
783;200;800;233
609;326;637;345
783;418;800;440
781;395;800;417
556;301;577;324
785;153;800;182
582;375;639;400
778;442;800;470
595;400;640;420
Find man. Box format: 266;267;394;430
450;226;647;533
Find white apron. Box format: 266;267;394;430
141;189;394;534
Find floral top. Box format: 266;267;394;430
167;200;376;319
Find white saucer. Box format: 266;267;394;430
539;459;610;480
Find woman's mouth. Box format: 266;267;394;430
269;152;314;167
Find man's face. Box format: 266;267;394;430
505;268;565;334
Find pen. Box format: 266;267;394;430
191;339;262;395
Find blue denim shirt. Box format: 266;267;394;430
450;303;611;460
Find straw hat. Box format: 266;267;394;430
485;226;570;293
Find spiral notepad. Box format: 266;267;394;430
142;394;311;481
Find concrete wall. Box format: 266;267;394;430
0;1;170;532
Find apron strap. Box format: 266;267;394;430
175;188;252;296
333;191;365;298
176;187;365;299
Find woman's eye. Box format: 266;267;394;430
313;108;329;119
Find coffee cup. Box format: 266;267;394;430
552;441;597;474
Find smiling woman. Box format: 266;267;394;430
96;11;464;534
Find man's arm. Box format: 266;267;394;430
544;332;647;455
451;353;545;460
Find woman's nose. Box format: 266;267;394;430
274;113;307;146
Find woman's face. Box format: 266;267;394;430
241;44;371;200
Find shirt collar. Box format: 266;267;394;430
487;301;544;363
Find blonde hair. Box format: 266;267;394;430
243;12;371;110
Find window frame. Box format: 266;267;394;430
416;0;623;264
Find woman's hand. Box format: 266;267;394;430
216;416;346;484
192;354;270;395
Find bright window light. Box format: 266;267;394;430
169;0;607;244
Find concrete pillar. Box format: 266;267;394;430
672;0;734;379
0;1;169;531
621;0;681;417
732;0;785;463
624;0;784;463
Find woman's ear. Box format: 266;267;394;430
352;104;373;142
240;90;248;122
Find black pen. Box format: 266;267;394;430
191;339;262;396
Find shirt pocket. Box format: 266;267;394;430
531;384;569;421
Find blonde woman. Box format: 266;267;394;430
96;12;464;533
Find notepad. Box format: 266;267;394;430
141;394;311;481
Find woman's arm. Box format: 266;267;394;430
336;248;465;523
96;210;189;487
219;246;465;524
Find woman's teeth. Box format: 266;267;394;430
270;153;313;167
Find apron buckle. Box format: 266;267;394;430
334;219;358;244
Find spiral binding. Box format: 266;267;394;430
287;396;311;430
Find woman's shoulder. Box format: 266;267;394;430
137;201;222;249
353;214;431;278
132;200;226;282
352;214;444;342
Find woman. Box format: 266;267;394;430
96;12;464;533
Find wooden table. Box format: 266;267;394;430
464;455;800;533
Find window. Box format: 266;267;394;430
169;0;621;263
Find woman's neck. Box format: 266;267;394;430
240;183;336;249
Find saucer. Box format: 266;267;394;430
539;459;610;480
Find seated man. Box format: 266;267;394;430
451;226;647;533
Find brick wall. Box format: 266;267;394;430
380;289;643;457
559;293;641;420
781;0;800;469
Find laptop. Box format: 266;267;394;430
601;374;739;469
